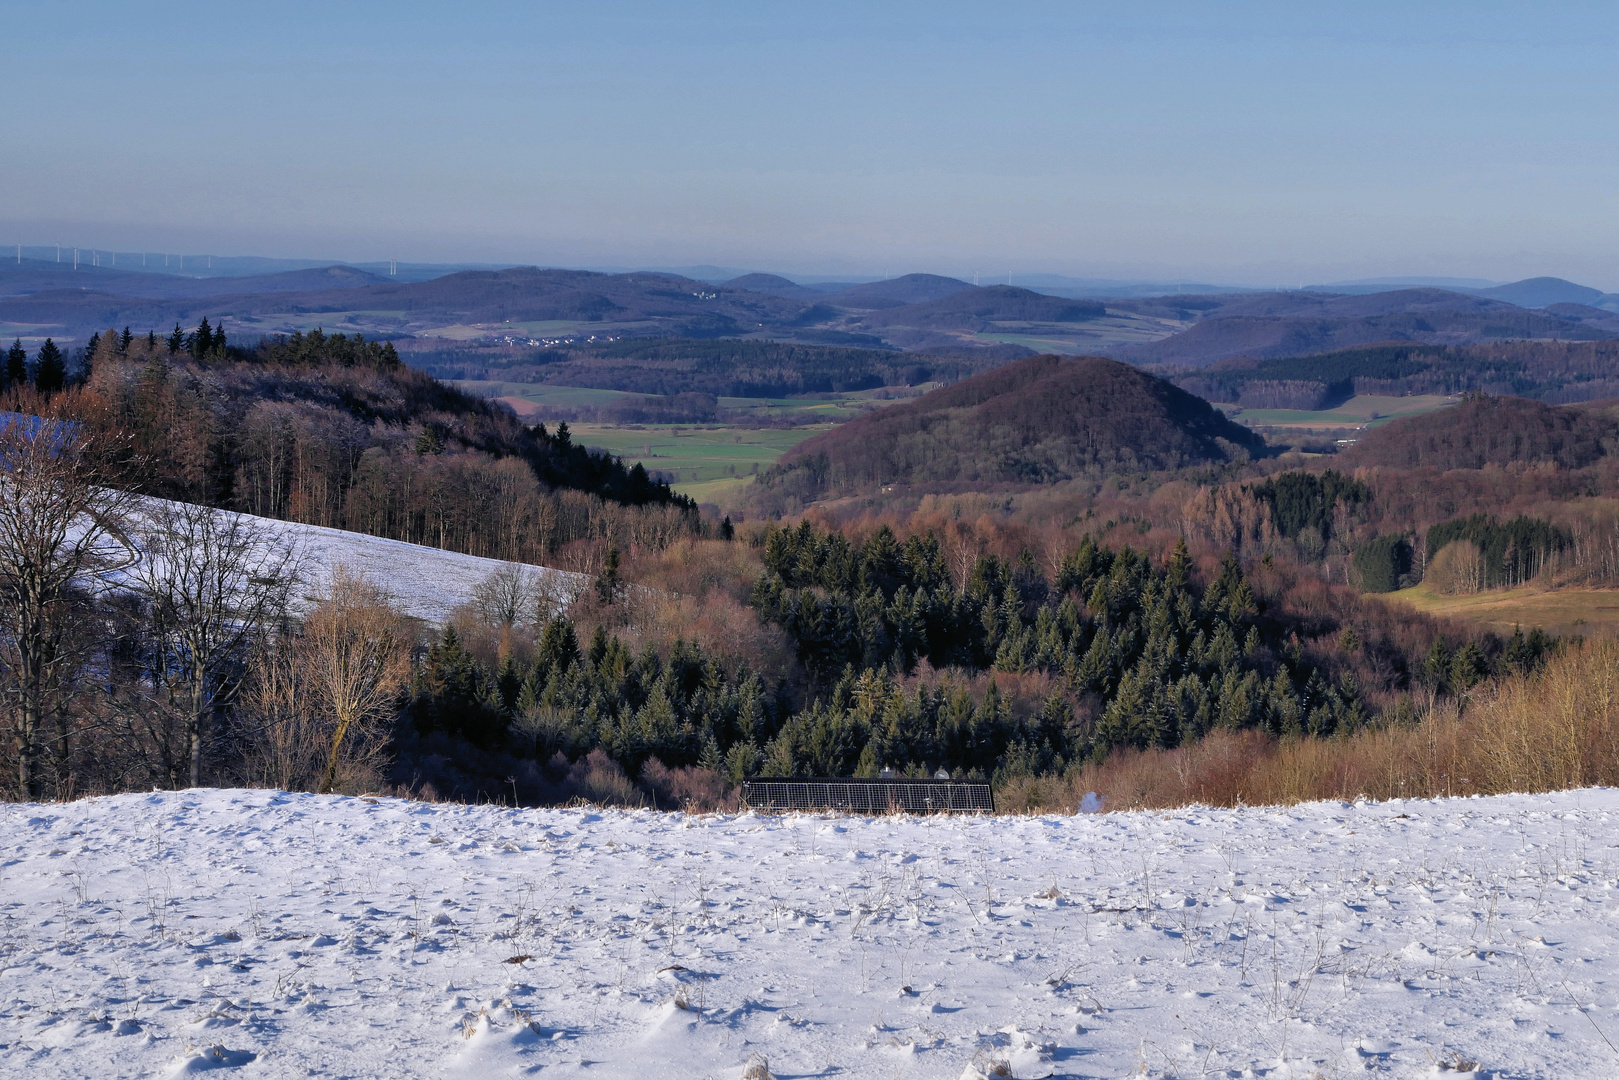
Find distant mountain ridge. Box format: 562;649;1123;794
1173;340;1619;408
1119;289;1616;369
6;257;1618;375
1470;277;1611;309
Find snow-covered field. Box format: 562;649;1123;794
126;499;584;626
5;790;1619;1079
254;514;582;625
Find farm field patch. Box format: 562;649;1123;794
1231;393;1458;432
567;422;829;491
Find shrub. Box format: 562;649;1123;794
1425;539;1486;595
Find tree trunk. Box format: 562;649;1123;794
17;696;40;799
188;663;207;788
319;713;353;795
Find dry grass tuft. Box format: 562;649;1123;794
1012;637;1619;812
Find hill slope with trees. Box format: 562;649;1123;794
1174;340;1619;408
761;354;1266;498
5;325;695;568
1338;394;1619;471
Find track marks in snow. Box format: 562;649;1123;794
3;791;1619;1076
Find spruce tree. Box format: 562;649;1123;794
166;323;185;354
4;339;25;389
119;326;133;353
33;339;64;394
192;317;213;357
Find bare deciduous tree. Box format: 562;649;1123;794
471;563;531;629
236;627;320;791
301;569;412;794
129;499;300;788
0;416;136;798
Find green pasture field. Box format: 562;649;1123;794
1375;582;1619;636
452;381;641;408
449;380;919;503
567;422;830;500
456;381;917;424
1231;394;1458;432
972;312;1191;355
972;333;1092;355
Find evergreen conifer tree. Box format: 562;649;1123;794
192;317;214;357
33;339;64;394
3;339;25;389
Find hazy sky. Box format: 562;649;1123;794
5;2;1619;286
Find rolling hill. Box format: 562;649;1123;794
11;260;1617;375
825;272;975;308
856;285;1106;330
763;354;1266;496
1473;276;1613;308
1108;285;1619;369
0;258;386;301
1175;340;1619;408
1337;394;1619;471
1121;305;1612;369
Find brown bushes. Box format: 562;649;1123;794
1021;636;1619;813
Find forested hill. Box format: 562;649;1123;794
1337;394;1619;471
759;354;1267;499
28;327;692;565
1175;341;1619;409
412;337;1010;397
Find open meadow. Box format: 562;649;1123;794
451;379;926;501
1228;394;1459;435
1376;583;1619;636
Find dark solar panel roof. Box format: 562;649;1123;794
740;777;994;814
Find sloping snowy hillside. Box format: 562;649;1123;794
129;500;585;626
4;789;1619;1078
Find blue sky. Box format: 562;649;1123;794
4;2;1618;286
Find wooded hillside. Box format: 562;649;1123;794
1339;394;1619;471
762;355;1267;499
1175;341;1619;405
38;327;695;565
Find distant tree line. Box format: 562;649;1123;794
1425;514;1569;593
408;337;991;399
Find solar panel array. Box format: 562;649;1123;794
740;777;995;814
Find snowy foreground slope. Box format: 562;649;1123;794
5;792;1619;1079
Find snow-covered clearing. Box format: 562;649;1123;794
4;790;1619;1079
250;514;581;625
126;499;584;626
